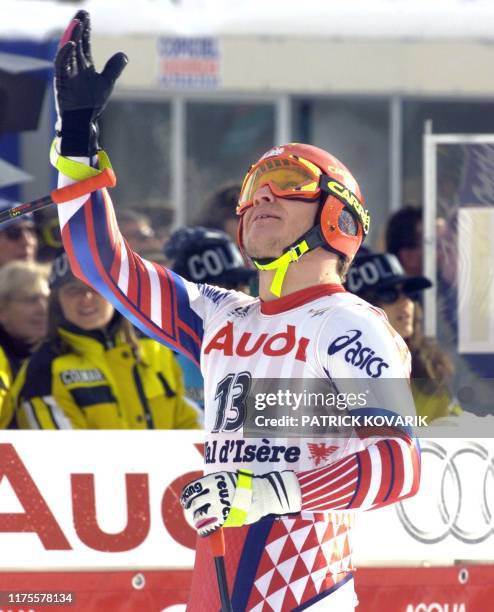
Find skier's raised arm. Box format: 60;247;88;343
51;11;242;366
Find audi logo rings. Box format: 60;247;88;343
396;440;494;544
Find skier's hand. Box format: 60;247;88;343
180;469;301;536
181;471;238;536
54;10;128;156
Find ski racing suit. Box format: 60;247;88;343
56;169;420;611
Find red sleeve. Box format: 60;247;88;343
297;434;420;511
58;174;208;366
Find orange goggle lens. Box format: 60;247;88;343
237;156;321;214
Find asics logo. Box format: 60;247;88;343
328;329;389;378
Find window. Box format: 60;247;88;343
185;102;275;221
402;100;494;207
101;100;172;209
292;98;390;247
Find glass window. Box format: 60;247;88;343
185;102;275;222
424;141;494;415
292;98;390;249
402;100;494;208
101;100;172;209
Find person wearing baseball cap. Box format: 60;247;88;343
346;252;461;421
346;252;432;340
164;226;256;409
164;226;256;290
0;199;38;268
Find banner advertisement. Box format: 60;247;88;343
158;37;221;89
355;566;494;612
0;431;202;569
0;432;492;610
0;566;493;611
353;437;494;564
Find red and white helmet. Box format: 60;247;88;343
237;142;370;261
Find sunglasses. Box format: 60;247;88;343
59;281;99;299
373;286;421;305
1;225;36;241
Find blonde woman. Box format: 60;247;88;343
0;260;49;427
11;252;201;430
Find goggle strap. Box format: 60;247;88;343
303;225;326;251
319;175;370;236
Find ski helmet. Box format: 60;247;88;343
236;143;370;295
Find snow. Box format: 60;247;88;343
2;0;494;42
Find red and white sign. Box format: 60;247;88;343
355;566;494;612
0;433;493;610
0;566;493;611
158;37;221;89
0;434;492;567
0;431;203;568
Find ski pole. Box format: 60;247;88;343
209;529;233;612
0;168;116;227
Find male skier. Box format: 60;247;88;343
52;12;420;611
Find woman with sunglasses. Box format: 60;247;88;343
346;252;462;421
0;201;38;267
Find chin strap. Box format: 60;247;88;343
253;241;310;297
251;226;325;297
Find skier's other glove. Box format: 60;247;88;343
180;469;301;536
54;10;128;156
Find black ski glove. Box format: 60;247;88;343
54;10;128;156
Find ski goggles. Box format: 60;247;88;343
237;154;370;234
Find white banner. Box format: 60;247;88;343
0;431;203;569
0;433;492;569
458;208;494;353
354;437;494;565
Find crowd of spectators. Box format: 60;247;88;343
0;175;475;429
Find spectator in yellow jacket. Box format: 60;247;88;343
0;260;49;428
11;252;201;430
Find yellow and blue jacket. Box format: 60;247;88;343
10;325;201;430
0;325;35;428
0;347;13;427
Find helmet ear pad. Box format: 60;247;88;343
320;195;364;260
